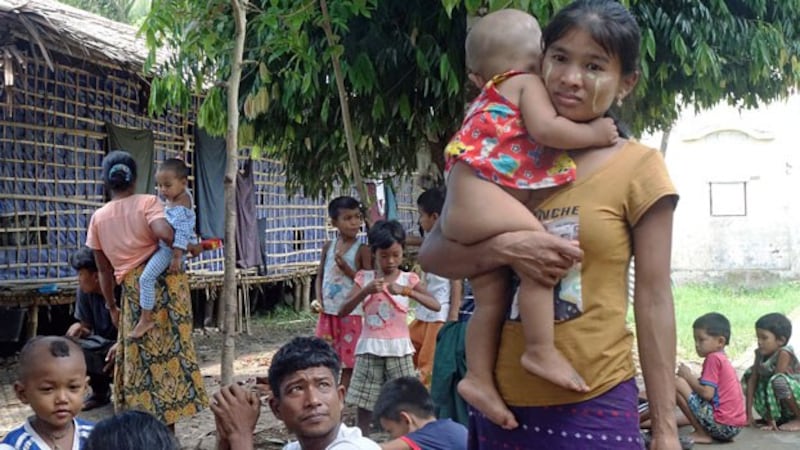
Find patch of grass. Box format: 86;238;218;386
672;283;800;363
256;305;316;328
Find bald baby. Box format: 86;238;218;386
465;9;543;82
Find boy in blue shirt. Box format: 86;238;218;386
374;376;467;450
1;336;94;450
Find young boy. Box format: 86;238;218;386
374;376;468;450
409;188;462;388
313;196;372;391
2;336;94;450
676;313;746;444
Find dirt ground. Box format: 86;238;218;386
0;318;322;450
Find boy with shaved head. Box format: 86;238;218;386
1;336;94;450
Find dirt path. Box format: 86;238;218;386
0;318;316;450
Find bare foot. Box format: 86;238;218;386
520;346;589;392
688;431;713;444
130;317;155;339
778;419;800;431
457;376;518;430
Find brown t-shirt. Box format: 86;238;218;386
496;140;678;406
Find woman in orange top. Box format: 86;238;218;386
86;150;208;428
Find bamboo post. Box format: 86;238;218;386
300;276;311;312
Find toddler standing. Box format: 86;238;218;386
2;337;94;450
439;8;618;428
675;313;746;444
409;187;461;388
742;312;800;431
339;220;440;435
131;158;197;338
314;196;372;391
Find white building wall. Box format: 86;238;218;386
640;95;800;284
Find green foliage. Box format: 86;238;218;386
61;0;151;24
144;0;800;196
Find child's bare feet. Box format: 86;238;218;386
688;431;713;444
130;315;155;339
458;376;518;429
779;418;800;431
520;345;589;392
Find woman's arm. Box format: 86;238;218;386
632;197;679;447
93;250;120;326
418;222;582;284
447;280;463;321
150;218;175;247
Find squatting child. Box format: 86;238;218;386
339;220;440;435
131;158;197;338
409;187;462;388
742;312;800;431
1;336;94;450
313;196;372;391
374;376;468;450
439;8;618;428
675;313;746;444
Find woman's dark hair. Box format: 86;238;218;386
367;220;406;253
693;312;731;346
158;158;189;179
373;376;435;424
755;313;792;343
268;336;341;399
328;196;361;220
542;0;641;76
416;187;445;216
84;411;178;450
102;150;137;192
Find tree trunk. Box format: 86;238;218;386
220;0;247;386
659;125;672;157
319;0;368;205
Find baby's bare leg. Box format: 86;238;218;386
458;268;518;429
514;272;588;392
441;162;543;244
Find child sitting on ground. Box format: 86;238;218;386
2;336;94;450
313;196;372;392
438;9;619;429
742;312;800;431
409;187;461;388
339;220;440;435
675;313;746;444
374;376;468;450
131;158;197;338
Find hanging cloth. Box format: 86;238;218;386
194;128;226;239
106;123;154;194
235;158;263;269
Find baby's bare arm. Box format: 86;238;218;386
513;74;617;149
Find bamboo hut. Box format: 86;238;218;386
0;0;420;338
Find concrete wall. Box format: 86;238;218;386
640;95;800;284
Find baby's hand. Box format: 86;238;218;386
589;117;618;145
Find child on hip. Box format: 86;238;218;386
339;220;440;436
439;9;619;429
131;158;197;339
409;187;462;388
3;336;94;450
742;312;800;431
313;196;372;392
674;313;746;444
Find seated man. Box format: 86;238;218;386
374;376;467;450
212;336;381;450
66;247;118;411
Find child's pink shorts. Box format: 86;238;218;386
314;313;363;368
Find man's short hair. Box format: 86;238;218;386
268;336;340;399
693;312;731;346
373;376;435;423
70;247;97;272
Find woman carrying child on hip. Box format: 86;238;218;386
131;158;197;339
313;196;372;392
339;220;440;435
742;312;800;431
438;8;619;428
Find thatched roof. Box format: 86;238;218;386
0;0;165;74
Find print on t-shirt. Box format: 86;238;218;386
543;216;582;322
